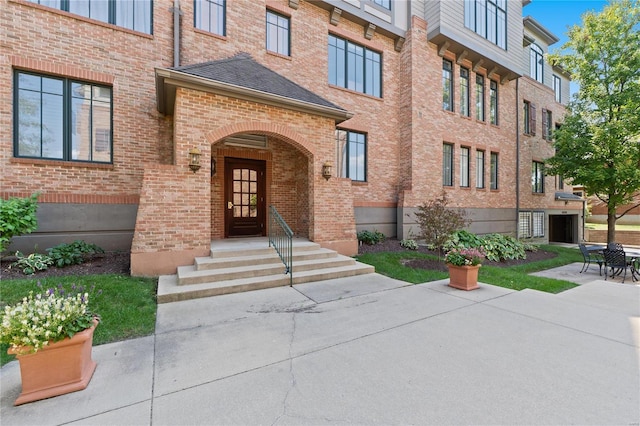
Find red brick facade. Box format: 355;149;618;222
1;0;581;275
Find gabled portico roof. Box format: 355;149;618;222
155;52;352;122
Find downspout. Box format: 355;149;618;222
173;0;182;68
515;78;520;238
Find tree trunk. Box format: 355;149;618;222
607;210;617;243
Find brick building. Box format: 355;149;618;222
0;0;583;276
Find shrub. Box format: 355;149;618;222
46;240;105;268
400;239;419;250
0;194;39;254
443;230;484;251
481;234;526;262
12;251;53;275
412;191;470;253
357;230;385;245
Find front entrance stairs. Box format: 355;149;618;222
157;238;374;303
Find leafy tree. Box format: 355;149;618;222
546;0;640;243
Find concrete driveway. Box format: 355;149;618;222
1;265;639;425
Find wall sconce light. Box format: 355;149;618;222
322;162;332;180
188;147;201;173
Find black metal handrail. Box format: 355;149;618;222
268;205;293;286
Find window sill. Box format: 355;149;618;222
266;51;292;61
194;28;227;41
351;180;368;186
10;157;114;170
329;84;383;101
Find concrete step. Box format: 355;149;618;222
158;262;375;303
209;240;322;258
195;248;339;271
178;254;357;285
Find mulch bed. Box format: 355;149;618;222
1;239;557;280
357;238;557;271
1;252;130;281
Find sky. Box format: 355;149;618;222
523;0;609;48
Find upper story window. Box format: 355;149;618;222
266;10;290;56
523;100;536;135
337;129;367;182
475;74;485;121
476;150;485;189
443;143;454;186
328;35;381;97
532;161;545;193
14;71;113;163
542;108;553;140
195;0;225;36
553;75;561;103
27;0;152;34
460;146;470;187
530;43;544;83
490;152;498;190
372;0;391;9
489;80;498;125
460;67;470;117
443;60;454;111
464;0;506;49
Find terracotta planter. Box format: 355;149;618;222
447;264;481;291
8;319;98;406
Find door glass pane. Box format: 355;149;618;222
232;167;259;218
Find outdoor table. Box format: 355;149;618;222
586;244;606;252
624;248;640;281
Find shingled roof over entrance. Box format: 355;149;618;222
155;52;351;121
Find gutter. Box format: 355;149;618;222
515;78;520;238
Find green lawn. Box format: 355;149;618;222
0;274;157;367
356;244;583;294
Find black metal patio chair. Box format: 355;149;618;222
602;248;637;283
578;243;604;275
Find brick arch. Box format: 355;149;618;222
204;121;314;159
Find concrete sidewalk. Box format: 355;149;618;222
1;266;639;425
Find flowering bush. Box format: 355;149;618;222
0;287;98;355
445;247;486;266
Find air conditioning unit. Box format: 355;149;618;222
224;134;267;148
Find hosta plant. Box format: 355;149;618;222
11;251;54;275
0;288;98;355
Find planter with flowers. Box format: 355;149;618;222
445;247;486;291
0;288;99;405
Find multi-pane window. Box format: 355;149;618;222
460;67;470;117
195;0;225;35
337;129;366;182
266;10;290;56
490;152;498;190
476;150;485;189
372;0;391;9
489;80;498;125
532;161;545;193
530;43;544;83
523;100;536;135
542;108;553;140
519;211;545;238
443;60;454;111
443;143;454;186
475;74;484;121
328;35;381;97
460;146;470;187
553;75;561;103
14;71;112;163
464;0;507;49
27;0;152;33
